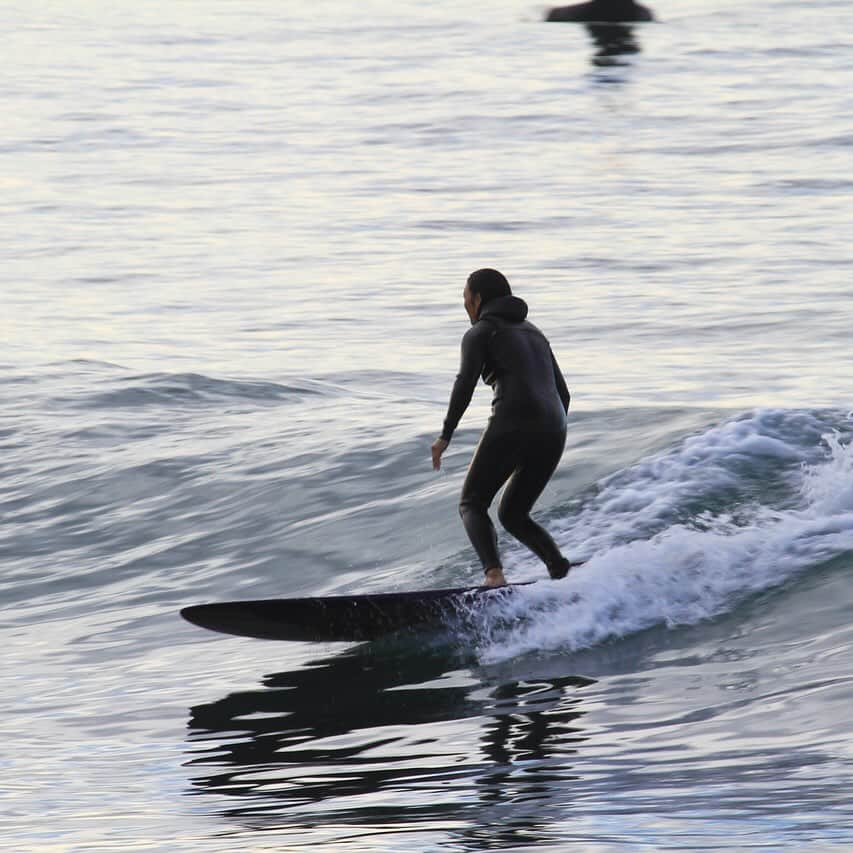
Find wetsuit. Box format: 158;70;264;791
440;295;571;578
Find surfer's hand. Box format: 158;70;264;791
431;437;449;470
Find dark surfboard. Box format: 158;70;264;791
180;583;533;642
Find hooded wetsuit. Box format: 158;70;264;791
440;295;572;577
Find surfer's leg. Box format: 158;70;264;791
497;429;571;578
459;429;519;583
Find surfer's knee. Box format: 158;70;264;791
459;491;488;519
497;503;526;535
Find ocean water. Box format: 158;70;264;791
3;0;853;850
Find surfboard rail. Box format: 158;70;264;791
180;582;532;642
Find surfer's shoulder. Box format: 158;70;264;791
464;317;497;341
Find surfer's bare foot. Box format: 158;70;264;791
483;567;507;587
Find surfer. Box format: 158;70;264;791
431;269;573;588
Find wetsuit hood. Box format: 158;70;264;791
479;295;528;323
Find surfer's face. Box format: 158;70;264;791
463;283;481;324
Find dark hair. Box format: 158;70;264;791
467;268;511;306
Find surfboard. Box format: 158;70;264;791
180;582;532;642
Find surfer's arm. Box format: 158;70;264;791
440;324;488;443
551;350;571;413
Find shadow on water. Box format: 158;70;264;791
185;639;595;844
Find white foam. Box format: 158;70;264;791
802;431;853;516
476;410;853;664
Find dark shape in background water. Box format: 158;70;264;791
544;0;652;68
545;0;654;23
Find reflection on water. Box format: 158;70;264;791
185;642;594;842
586;23;642;67
180;569;853;848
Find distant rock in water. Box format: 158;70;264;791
545;0;654;23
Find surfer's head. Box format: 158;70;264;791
464;268;511;323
